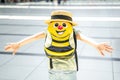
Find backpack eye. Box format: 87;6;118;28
62;23;67;27
54;23;59;27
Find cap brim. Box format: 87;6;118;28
45;19;77;26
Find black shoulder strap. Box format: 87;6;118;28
49;58;53;69
73;29;79;71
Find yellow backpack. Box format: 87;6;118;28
44;29;78;71
44;29;77;59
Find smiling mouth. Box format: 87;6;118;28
56;30;66;35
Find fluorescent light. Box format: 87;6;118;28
0;15;120;21
0;5;120;9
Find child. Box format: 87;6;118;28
5;10;113;80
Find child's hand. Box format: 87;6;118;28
96;42;113;56
4;43;20;55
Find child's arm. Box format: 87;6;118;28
4;32;46;55
76;32;113;56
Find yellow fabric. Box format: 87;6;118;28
47;21;73;38
51;41;69;47
44;29;77;71
51;34;70;41
44;19;78;71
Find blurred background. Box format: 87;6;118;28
0;0;120;5
0;0;120;80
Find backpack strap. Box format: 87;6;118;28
49;58;53;69
73;29;79;71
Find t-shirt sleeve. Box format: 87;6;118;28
74;28;81;35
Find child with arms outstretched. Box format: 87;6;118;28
5;10;113;80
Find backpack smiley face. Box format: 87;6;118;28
47;21;73;38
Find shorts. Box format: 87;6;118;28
49;70;77;80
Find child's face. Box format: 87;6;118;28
48;21;73;38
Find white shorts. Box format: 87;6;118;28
49;70;77;80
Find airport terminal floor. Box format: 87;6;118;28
0;0;120;80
